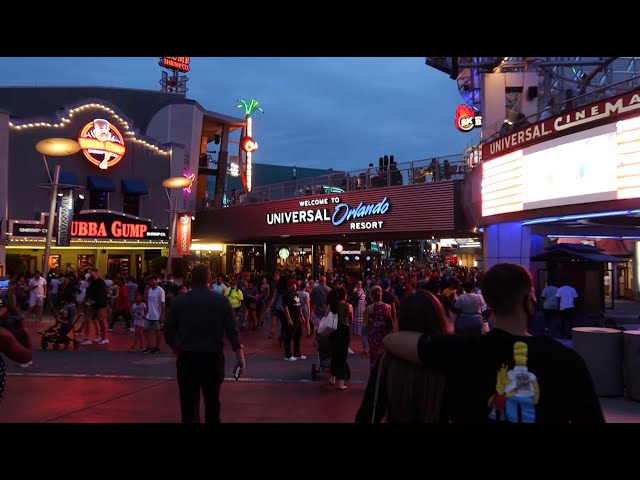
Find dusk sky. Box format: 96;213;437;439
0;57;478;172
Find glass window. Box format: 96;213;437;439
123;193;140;216
89;190;108;210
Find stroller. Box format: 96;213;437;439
311;332;332;381
39;306;80;351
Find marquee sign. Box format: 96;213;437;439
482;89;640;161
9;211;168;241
78;119;127;170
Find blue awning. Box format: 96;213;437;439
87;175;116;192
59;171;80;187
122;179;149;195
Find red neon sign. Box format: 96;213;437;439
78;119;126;170
159;57;191;73
455;104;482;132
241;136;258;153
70;221;148;238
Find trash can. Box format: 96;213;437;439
623;330;640;401
572;327;623;397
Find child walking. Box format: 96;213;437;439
130;293;147;352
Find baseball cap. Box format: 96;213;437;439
380;279;390;289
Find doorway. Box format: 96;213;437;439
107;255;130;279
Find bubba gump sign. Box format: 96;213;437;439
482;89;640;160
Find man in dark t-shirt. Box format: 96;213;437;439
383;263;604;423
281;278;305;362
82;268;109;345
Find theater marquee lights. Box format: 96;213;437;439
78;119;126;170
481;115;640;217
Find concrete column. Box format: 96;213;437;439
634;241;640;298
324;245;334;274
214;124;230;208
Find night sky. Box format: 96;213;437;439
0;57;478;172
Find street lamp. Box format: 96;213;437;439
35;138;81;279
162;176;192;276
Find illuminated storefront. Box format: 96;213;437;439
477;88;640;305
0;86;245;278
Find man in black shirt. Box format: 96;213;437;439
383;263;604;423
82;268;109;345
281;278;305;361
164;264;245;423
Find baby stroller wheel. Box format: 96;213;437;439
73;340;80;350
41;340;48;350
311;364;317;381
53;343;60;351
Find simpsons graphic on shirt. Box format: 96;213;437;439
504;342;540;423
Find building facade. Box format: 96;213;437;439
0;86;244;278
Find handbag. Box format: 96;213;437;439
317;311;338;335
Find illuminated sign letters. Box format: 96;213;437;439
176;214;192;255
159;57;191;73
266;196;390;231
78;119;126;170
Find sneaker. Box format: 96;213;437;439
149;347;159;354
19;361;33;368
108;328;114;332
97;338;110;345
348;348;355;355
143;348;151;353
80;339;93;345
284;357;297;362
294;355;307;360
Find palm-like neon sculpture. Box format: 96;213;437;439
236;98;264;192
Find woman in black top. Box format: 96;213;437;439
328;287;352;390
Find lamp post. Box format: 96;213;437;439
162;176;192;276
35;138;81;279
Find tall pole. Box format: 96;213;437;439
166;195;178;276
42;164;60;278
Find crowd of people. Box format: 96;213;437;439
0;258;602;423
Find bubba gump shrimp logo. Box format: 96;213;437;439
78;119;127;170
455;104;482;132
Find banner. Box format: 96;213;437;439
176;213;192;255
56;191;74;246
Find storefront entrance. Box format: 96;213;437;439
108;255;130;279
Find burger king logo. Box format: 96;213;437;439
455;104;482;132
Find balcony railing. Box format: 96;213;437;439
201;154;466;209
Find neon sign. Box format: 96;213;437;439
182;173;195;194
159;57;191;73
455;104;482;132
78;119;126;170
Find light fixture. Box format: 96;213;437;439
162;177;192;189
191;215;196;220
35;137;81;279
78;194;85;200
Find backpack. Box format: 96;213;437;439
349;290;361;309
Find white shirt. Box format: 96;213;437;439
28;276;47;298
556;286;578;311
541;285;559;310
211;283;227;295
146;286;165;320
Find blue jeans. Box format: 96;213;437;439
361;325;369;350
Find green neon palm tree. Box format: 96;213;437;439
237;98;264;116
